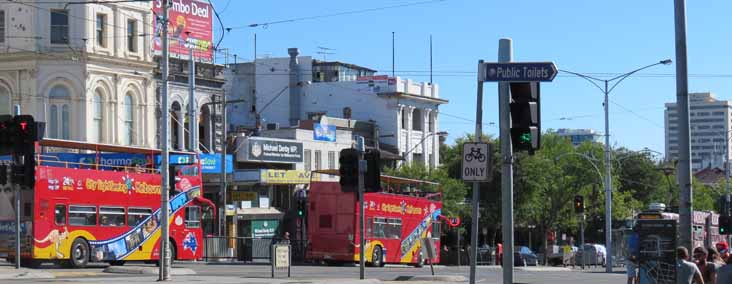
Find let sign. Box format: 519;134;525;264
462;143;492;182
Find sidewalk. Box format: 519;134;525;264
0;266;54;280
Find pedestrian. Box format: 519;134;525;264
717;242;730;262
677;246;703;284
708;247;725;270
694;247;717;284
627;231;640;284
496;243;503;266
717;254;732;284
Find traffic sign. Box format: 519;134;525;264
462;143;492;182
482;62;557;82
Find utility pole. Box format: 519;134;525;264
674;0;693;251
603;80;613;272
220;90;227;237
188;48;197;152
498;38;514;284
158;0;171;280
579;213;585;269
356;136;366;280
469;59;484;284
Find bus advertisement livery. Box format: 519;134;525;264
0;139;215;268
307;174;442;267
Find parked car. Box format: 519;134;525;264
542;245;578;266
576;244;606;266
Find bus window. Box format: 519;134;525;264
54;204;66;225
179;165;198;177
373;218;386;238
69;206;97;226
128;208;152;227
387;218;402;239
100;207;126;227
185;206;200;228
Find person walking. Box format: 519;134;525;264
677;246;703;284
627;231;640;284
717;255;732;284
694;247;716;284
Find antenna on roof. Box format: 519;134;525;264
316;46;336;61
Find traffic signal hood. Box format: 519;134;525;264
509;82;540;155
364;149;381;192
720;215;732;235
339;148;359;191
574;195;584;214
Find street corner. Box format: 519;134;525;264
0;267;55;280
104;266;196;275
392;275;468;282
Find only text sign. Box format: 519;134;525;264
462;143;492;182
483;62;557;82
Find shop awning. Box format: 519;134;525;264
235;207;285;220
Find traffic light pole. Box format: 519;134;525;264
498;38;514;284
356;137;365;280
14;105;20;269
579;213;585;269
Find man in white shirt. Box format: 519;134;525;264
677;246;703;284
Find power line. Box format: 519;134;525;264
229;0;447;29
609;100;664;129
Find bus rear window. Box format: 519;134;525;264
54;204;66;225
69;206;97;226
128;208;152;227
100;207;125;227
185;206;200;228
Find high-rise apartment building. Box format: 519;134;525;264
665;92;732;172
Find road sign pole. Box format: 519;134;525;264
498;38;514;284
469;59;485;284
356;136;365;280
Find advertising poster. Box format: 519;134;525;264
153;0;213;62
637;220;676;284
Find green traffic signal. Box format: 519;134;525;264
298;210;304;217
520;133;531;143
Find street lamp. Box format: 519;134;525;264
560;59;672;272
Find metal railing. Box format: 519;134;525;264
203;236;308;263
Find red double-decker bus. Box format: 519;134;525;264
307;173;442;267
0;139;215;268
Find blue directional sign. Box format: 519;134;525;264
482;62;557;82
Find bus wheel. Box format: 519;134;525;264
370;246;383;267
109;261;125;266
414;252;424;268
68;238;90;268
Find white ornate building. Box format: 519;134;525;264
0;0;222;151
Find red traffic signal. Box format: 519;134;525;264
574;195;584;213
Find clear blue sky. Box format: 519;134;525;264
210;0;732;154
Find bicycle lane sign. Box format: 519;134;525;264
462;143;492;182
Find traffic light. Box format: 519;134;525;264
574;195;584;214
719;195;731;216
339;148;359;191
297;199;306;218
364;149;381;192
509;82;540;155
0;115;12;155
720;215;732;235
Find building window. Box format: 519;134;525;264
92;91;103;143
96;14;106;47
49;105;58;138
328;151;335;169
50;10;69;44
314;150;322;170
304;150;312;171
127;19;137;52
0;10;5;43
62;105;70;139
123;94;134;145
0;85;10;115
49;85;71;139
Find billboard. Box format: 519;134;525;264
153;0;213;62
313;122;336;142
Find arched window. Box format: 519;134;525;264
123;93;134;145
0;85;11;115
48;85;71;139
91;91;104;143
61;104;70;139
49;105;58;138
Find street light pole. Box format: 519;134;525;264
559;59;671;272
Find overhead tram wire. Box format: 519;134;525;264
228;0;447;30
